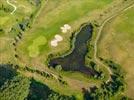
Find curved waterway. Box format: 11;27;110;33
49;24;96;76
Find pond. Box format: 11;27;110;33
48;24;96;76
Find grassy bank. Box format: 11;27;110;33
98;6;134;98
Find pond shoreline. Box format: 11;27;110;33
48;23;97;76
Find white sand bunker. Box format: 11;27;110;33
51;24;71;47
51;39;58;47
60;24;71;33
55;34;63;42
51;34;63;47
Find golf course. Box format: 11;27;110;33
0;0;134;100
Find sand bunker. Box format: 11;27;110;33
61;27;67;33
61;24;71;33
55;34;63;42
51;39;58;47
51;24;71;47
64;24;71;30
51;34;63;47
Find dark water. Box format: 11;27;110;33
49;24;96;76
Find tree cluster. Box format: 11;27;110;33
0;64;17;87
26;79;75;100
83;60;130;100
0;75;30;100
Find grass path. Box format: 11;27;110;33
94;3;134;83
6;0;17;14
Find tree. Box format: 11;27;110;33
0;64;17;87
55;65;62;71
0;75;30;100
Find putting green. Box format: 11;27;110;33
28;36;47;57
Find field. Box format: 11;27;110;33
17;0;115;63
0;0;38;62
98;6;134;98
0;0;134;99
15;0;116;97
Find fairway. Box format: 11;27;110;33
17;0;114;64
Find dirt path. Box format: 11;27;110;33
94;3;134;83
6;0;17;14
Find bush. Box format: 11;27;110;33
55;65;62;71
0;64;17;87
84;60;127;100
0;75;30;100
27;79;74;100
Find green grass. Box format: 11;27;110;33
18;0;114;60
0;16;10;25
98;7;134;98
2;0;129;99
0;0;36;37
14;0;116;97
0;0;39;62
28;36;47;57
115;9;134;39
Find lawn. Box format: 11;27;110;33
17;0;114;64
28;36;47;57
98;7;134;98
0;0;39;63
0;0;36;36
2;0;132;99
15;0;115;97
